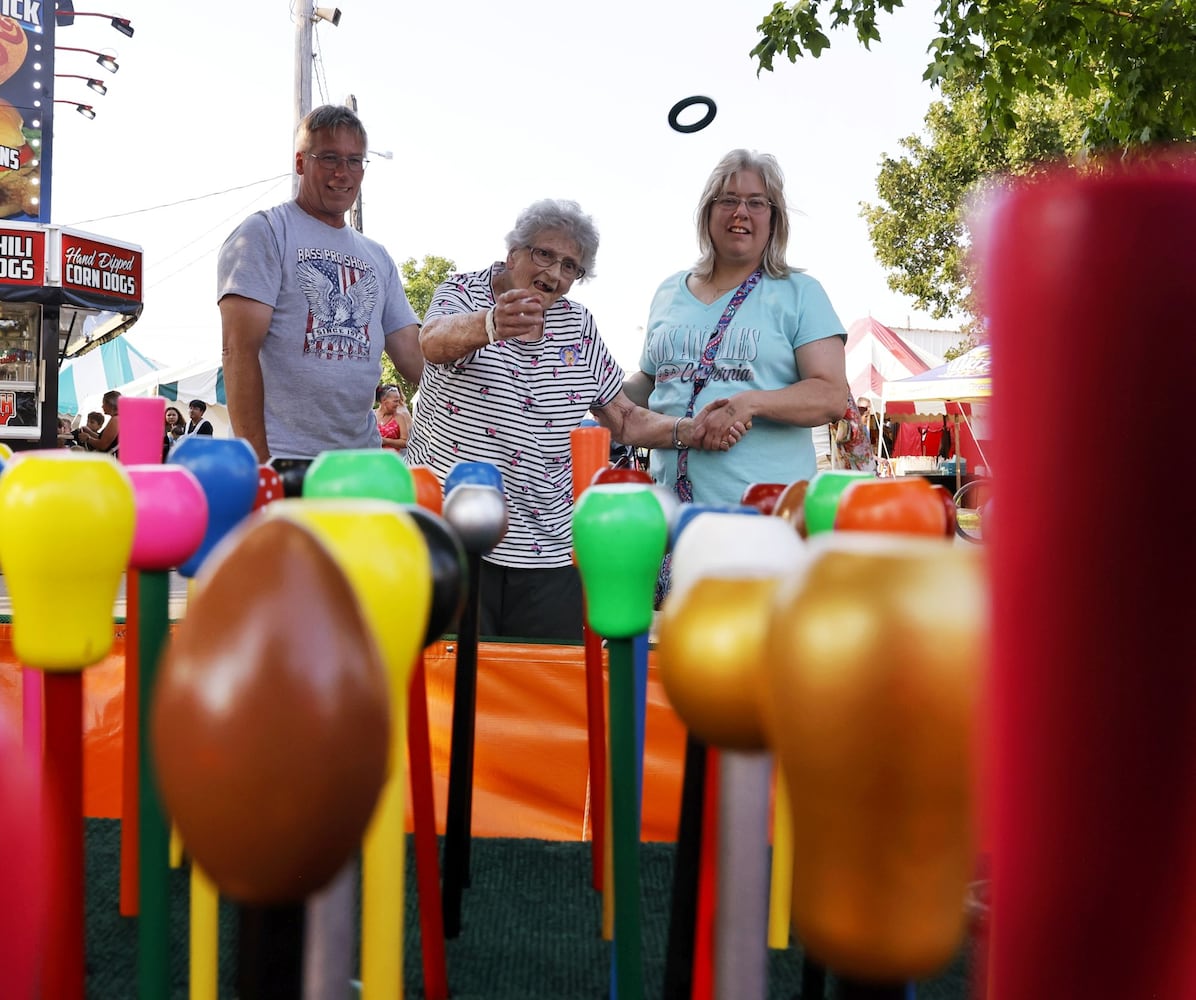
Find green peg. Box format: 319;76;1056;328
303;449;416;504
803;470;874;536
572;484;667;639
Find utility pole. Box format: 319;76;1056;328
293;4;343;198
347;93;363;233
293;0;315;199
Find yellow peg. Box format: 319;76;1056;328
0;452;135;669
0;450;135;999
764;536;987;981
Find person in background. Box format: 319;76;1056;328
374;383;412;453
858;396;882;452
217;103;423;496
625;149;849;506
163;405;185;459
79;411;104;441
57;415;77;447
75;391;121;456
165;405;185;441
406;197;741;641
185;400;215;437
831;395;877;472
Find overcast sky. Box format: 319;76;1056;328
49;0;951;371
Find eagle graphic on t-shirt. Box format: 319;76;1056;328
297;257;379;360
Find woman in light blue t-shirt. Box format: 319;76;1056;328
624;148;850;507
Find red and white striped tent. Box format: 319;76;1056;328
844;316;944;407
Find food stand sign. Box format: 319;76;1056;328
1;222;142;448
0;224;44;284
0;5;53;224
60;232;139;301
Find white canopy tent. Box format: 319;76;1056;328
76;358;231;437
57;339;161;415
881;343;992;409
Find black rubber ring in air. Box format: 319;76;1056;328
668;96;717;134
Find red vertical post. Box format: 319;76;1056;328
42;672;85;1000
690;746;719;1000
570;425;611;890
407;653;448;999
981;157;1196;999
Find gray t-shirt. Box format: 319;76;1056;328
216;201;419;459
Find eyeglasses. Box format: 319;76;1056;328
306;152;369;173
526;246;586;280
712;195;773;214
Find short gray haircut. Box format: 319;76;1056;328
504;199;599;282
295;104;368;153
693;149;793;281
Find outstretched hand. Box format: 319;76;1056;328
493;288;545;341
691;397;751;451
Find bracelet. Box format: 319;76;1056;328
485;306;497;345
672;416;685;450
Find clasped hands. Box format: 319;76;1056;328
689;397;751;451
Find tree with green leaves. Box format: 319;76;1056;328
860;79;1094;333
751;0;1196;150
379;254;456;400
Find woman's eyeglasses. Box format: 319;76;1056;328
526;246;586;280
712;195;773;214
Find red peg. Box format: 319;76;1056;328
980;156;1196;998
254;465;285;510
740;482;786;515
0;717;45;999
592;466;652;487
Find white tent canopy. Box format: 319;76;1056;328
76;358;230;437
881;343;992;408
58;338;161;415
111;358;225;407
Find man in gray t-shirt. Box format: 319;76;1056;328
217;104;422;470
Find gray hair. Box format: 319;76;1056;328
295;104;368;153
504;199;599;282
693;149;793;281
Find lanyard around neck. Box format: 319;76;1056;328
674;269;763;502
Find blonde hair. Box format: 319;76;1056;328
693;149;793;281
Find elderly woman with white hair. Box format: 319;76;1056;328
407;197;740;641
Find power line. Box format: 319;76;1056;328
147;175;292;278
61;174;292;227
313;25;331;105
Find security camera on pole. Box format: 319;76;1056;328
292;1;342;198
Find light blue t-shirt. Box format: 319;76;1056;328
639;269;845;505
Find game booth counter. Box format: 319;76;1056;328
0;220;143;449
0;627;692;840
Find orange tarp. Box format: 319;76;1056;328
0;625;689;841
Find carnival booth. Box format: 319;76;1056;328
881;343;992;490
0;220;143;450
